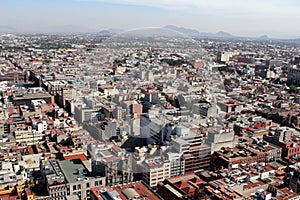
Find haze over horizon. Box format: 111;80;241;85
1;0;300;39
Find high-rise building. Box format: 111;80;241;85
183;135;211;173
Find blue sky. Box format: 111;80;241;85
0;0;300;38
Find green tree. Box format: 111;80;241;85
290;85;298;93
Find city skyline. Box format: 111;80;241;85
1;0;300;39
2;2;300;198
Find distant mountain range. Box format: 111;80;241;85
162;26;300;43
163;25;201;37
96;26;300;43
258;35;270;40
97;25;265;40
162;25;236;38
0;25;17;33
98;28;123;37
294;38;300;42
97;25;238;40
1;24;300;42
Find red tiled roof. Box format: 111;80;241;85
28;147;34;155
194;61;204;68
91;181;160;200
63;153;87;162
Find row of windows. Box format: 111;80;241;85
289;69;300;74
95;180;103;186
73;184;81;190
151;177;165;182
51;192;66;197
72;180;100;191
289;148;300;154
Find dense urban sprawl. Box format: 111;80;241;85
0;33;300;200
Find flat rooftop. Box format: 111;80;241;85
14;92;51;101
91;181;160;200
59;160;88;184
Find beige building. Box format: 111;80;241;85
14;126;44;145
205;127;236;153
142;157;171;188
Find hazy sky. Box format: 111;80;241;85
0;0;300;38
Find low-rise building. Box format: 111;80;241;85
142;157;171;189
90;181;160;200
89;142;133;186
40;159;106;200
157;173;206;200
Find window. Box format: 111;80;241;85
95;181;99;186
73;185;76;190
78;184;81;190
86;182;90;188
